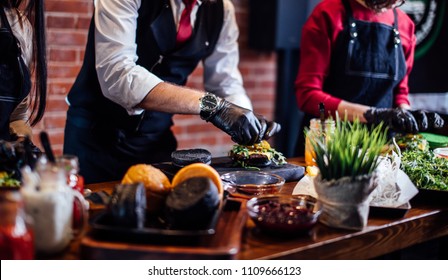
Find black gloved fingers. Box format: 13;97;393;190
245;117;263;145
254;115;268;143
426;112;445;128
411;110;428;131
238;123;252;145
402;110;419;134
264;121;281;139
388;108;417;133
229;131;242;144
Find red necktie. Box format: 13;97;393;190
176;0;197;45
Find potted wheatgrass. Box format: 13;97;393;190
308;115;388;230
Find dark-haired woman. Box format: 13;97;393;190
0;0;46;142
294;0;444;156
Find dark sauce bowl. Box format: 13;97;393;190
247;194;321;236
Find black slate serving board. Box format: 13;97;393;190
153;157;305;183
368;203;411;219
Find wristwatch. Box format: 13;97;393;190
199;92;222;120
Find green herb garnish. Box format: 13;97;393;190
401;149;448;191
0;171;20;187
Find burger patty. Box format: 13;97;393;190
230;151;272;167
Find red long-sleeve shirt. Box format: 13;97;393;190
295;0;416;117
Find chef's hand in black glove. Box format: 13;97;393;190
207;100;280;145
364;107;419;133
256;115;281;140
409;110;444;131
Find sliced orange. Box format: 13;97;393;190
172;163;223;198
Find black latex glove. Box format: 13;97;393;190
410;110;444;131
364;107;419;133
256;115;281;140
207;100;279;145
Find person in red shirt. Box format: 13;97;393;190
294;0;444;155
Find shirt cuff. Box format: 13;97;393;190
122;74;163;115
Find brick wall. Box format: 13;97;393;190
40;0;277;157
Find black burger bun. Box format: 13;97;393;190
107;183;147;229
165;177;220;228
171;149;212;167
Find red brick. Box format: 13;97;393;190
43;113;67;129
186;123;218;134
47;15;76;29
177;136;217;149
48;81;74;96
170;125;184;135
46;97;69;112
49;48;77;62
45;1;92;14
48;64;81;79
47;31;87;47
77;16;92;29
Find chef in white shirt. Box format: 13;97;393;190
64;0;280;183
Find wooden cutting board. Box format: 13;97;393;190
153;157;305;182
80;199;247;260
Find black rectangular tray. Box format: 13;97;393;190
89;203;223;245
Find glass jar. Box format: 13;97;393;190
56;155;84;194
21;156;89;255
305;118;335;167
56;155;87;233
0;187;34;260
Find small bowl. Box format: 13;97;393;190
246;194;321;235
220;171;285;196
433;147;448;159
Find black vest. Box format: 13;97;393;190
67;0;224;133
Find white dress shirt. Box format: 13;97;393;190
93;0;252;115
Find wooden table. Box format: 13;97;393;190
53;158;448;260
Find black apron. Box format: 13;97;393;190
0;8;31;141
295;0;407;156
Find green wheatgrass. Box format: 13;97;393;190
308;116;388;181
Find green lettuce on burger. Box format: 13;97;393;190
229;140;286;169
